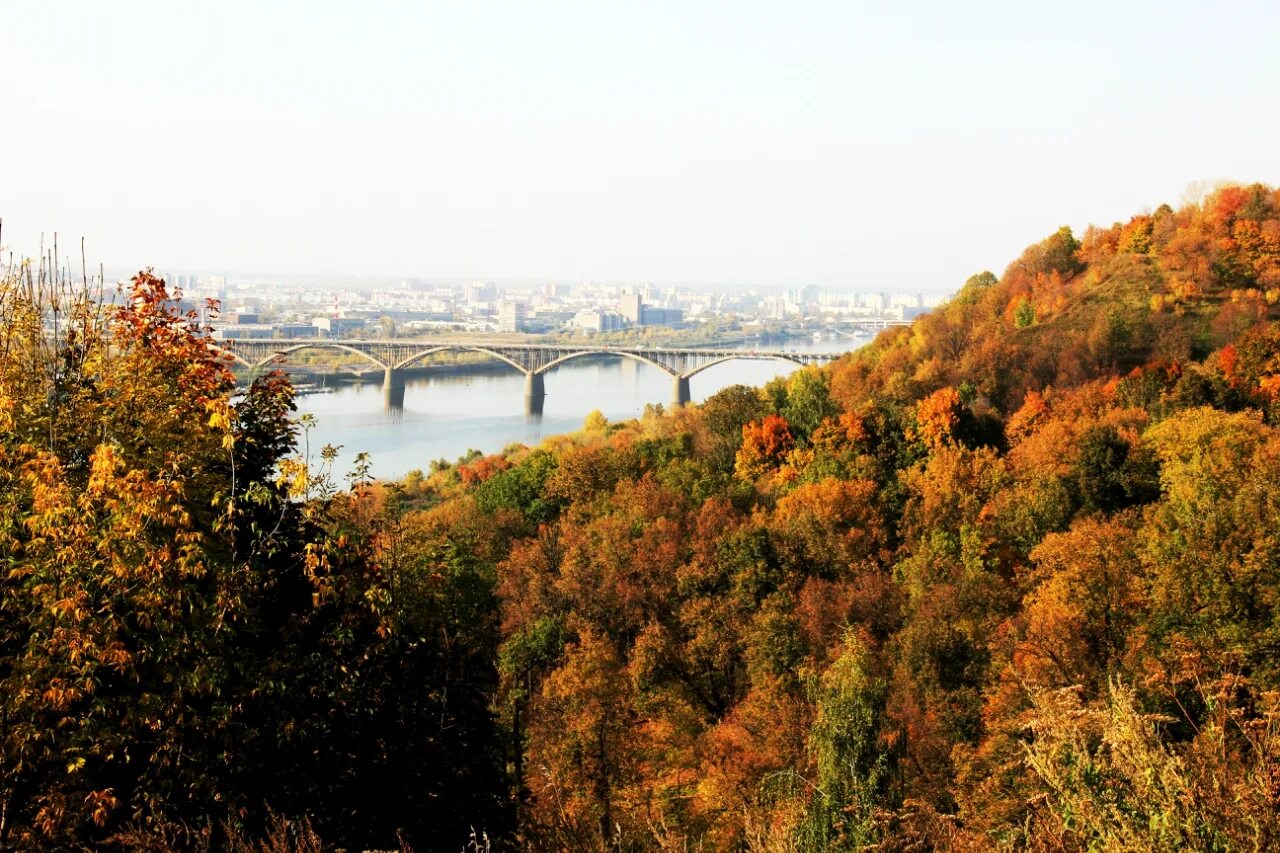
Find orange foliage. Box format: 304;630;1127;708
458;452;511;484
1016;518;1144;691
735;414;795;479
15;185;1280;849
770;477;888;574
1005;388;1051;445
913;386;963;450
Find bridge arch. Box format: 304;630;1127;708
246;342;392;371
392;345;530;374
679;353;810;380
212;347;255;369
534;349;678;376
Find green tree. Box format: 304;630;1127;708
793;634;887;851
1073;425;1159;514
955;271;998;305
1013;296;1035;328
697;384;771;473
783;367;840;441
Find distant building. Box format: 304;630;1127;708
464;282;496;305
313;316;365;336
790;284;820;306
572;309;625;333
887;305;928;321
212;324;274;340
617;291;682;327
274;323;318;338
619;292;643;325
522;310;574;334
498;302;528;333
640;306;683;326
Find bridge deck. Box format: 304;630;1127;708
219;339;838;356
215;337;856;410
214;337;844;377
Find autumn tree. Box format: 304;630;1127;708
1017;517;1145;692
736;414;795;480
0;269;509;850
0;270;297;845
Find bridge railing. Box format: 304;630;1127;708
214;337;841;413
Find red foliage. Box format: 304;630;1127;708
458;453;511;485
735;414;795;479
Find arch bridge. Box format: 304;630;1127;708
214;338;840;412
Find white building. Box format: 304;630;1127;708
498;302;528;333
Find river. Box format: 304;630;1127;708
291;336;864;481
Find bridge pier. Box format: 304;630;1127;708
524;371;545;418
671;375;691;408
382;367;406;412
213;341;839;416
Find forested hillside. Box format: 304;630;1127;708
3;182;1280;851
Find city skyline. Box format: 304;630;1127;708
160;267;937;340
5;1;1279;290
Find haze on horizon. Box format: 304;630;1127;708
4;0;1279;290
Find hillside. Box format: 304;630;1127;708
2;182;1280;851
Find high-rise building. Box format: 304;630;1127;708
619;292;643;324
790;283;820;306
498;302;527;333
464;282;496;305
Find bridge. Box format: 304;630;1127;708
214;338;842;413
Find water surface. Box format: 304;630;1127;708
292;337;861;481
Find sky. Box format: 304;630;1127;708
3;0;1279;291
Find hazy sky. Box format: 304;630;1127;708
4;1;1279;289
